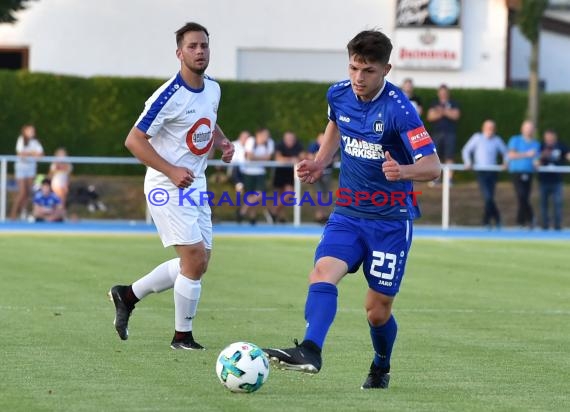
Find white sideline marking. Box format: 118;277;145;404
1;305;569;316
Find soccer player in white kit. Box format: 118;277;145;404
109;22;234;350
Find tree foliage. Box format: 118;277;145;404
0;0;37;24
517;0;548;43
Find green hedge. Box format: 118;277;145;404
1;70;569;174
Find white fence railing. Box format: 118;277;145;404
440;164;570;230
1;155;569;229
0;156;303;225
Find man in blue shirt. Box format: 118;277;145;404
507;120;540;228
264;30;441;389
462;119;508;228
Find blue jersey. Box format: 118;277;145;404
34;191;61;209
327;80;436;219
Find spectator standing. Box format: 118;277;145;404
306;132;336;224
10;124;44;220
238;127;274;224
535;129;569;230
49;147;73;206
229;130;250;194
507;120;541;228
401;78;423;116
271;131;304;223
427;84;461;184
33;178;65;222
462;120;508;229
228;130;250;222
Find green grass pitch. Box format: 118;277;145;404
0;234;568;411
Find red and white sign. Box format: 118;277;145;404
393;28;462;70
186;118;214;156
407;126;433;150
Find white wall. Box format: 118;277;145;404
0;0;509;89
510;25;570;92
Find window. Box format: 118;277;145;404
0;47;29;70
549;0;570;9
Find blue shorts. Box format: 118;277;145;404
315;213;413;296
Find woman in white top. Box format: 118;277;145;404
238;127;275;224
49;147;73;206
10;125;44;220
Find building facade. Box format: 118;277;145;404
0;0;568;91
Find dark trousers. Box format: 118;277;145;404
539;181;563;230
476;171;500;225
512;173;534;226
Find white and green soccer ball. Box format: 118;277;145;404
216;342;270;393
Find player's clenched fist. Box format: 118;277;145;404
220;140;234;163
168;166;195;188
297;159;324;184
382;151;402;181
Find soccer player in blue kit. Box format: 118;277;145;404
264;30;441;389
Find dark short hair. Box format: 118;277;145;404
544;129;557;136
347;30;392;64
41;178;51;186
175;22;209;47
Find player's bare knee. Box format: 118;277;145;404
309;266;332;284
180;256;207;279
365;300;392;326
201;261;209;275
366;306;391;326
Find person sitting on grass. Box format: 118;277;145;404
33;178;65;222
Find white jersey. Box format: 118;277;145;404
241;136;275;176
136;72;221;193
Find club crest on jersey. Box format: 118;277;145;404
373;120;384;135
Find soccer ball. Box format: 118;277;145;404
216;342;270;393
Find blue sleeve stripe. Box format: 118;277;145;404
136;77;179;134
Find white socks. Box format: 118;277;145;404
130;258;203;333
174;274;202;332
131;258;180;299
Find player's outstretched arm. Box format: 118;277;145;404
297;120;340;184
125;126;194;188
383;151;441;182
213;124;234;163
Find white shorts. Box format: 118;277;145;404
15;162;37;179
146;187;212;249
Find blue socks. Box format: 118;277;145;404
370;314;397;372
302;280;397;372
303;282;338;349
